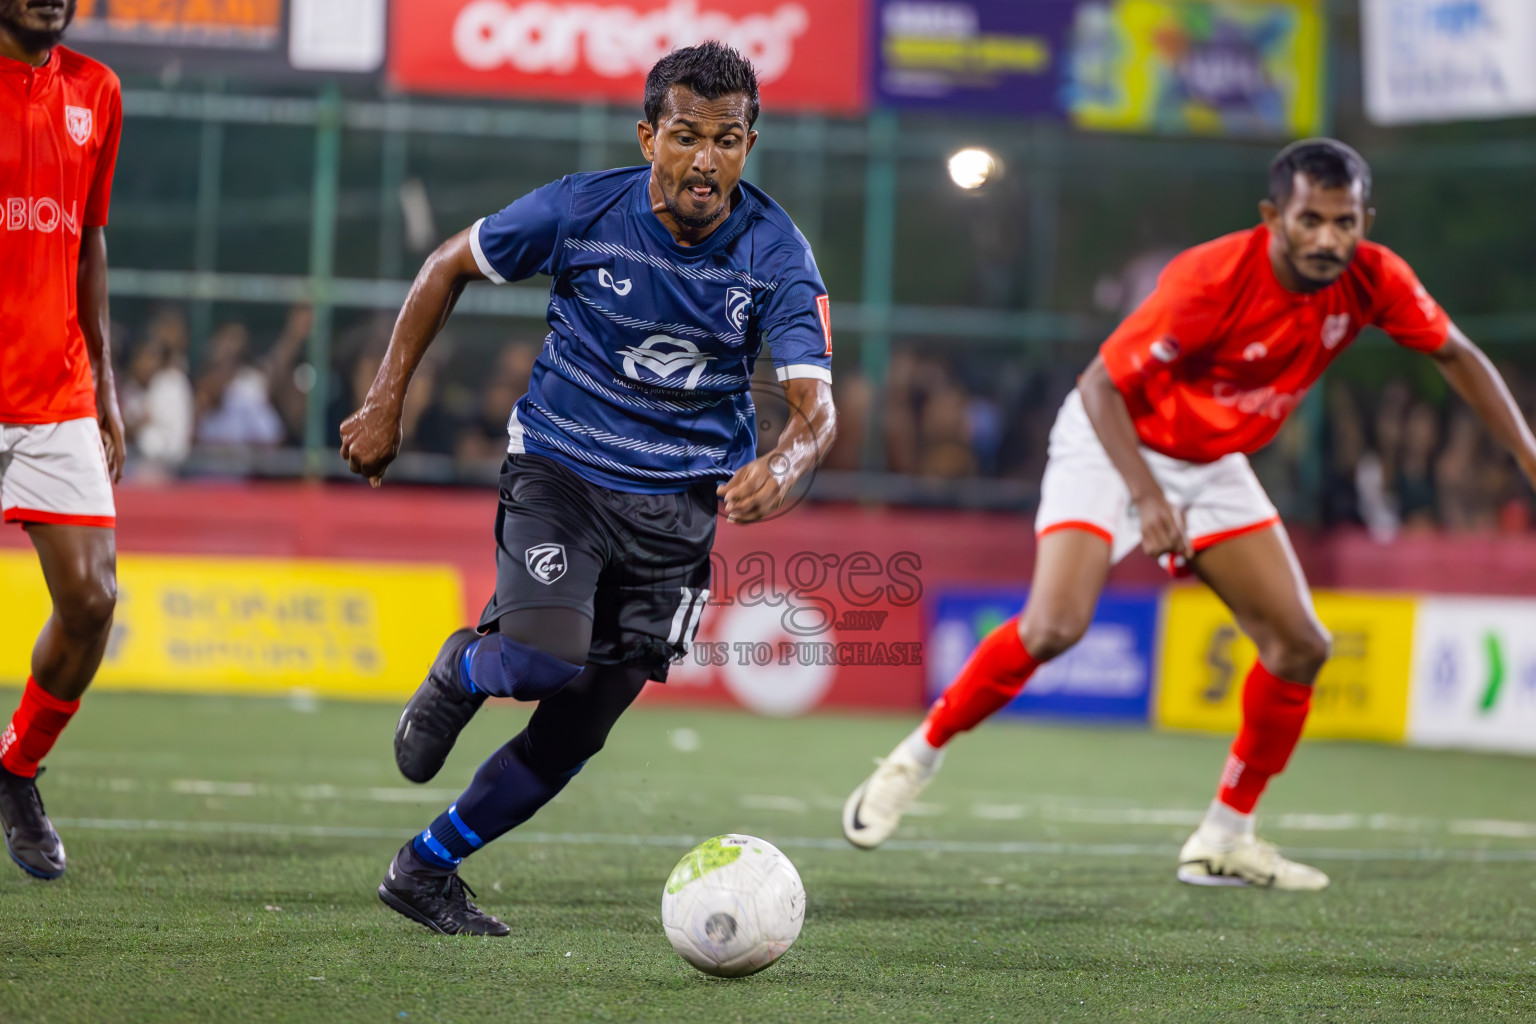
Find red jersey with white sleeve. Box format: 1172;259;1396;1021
1100;225;1450;463
0;45;122;425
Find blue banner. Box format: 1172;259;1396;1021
927;587;1159;722
873;0;1077;115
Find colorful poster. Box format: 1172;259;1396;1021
872;0;1077;115
0;551;463;700
927;587;1159;722
1067;0;1324;137
389;0;869;115
1362;0;1536;125
1408;597;1536;754
1157;587;1415;742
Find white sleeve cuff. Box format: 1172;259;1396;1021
775;364;832;384
469;218;507;284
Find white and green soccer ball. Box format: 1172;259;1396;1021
661;834;806;978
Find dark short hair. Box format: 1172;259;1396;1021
644;41;760;128
1269;138;1372;207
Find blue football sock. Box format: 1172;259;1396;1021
458;634;582;701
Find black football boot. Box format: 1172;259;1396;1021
377;843;509;936
395;628;486;784
0;766;66;879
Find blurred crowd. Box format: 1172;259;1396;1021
114;302;1536;536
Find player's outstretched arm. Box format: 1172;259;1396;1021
717;378;836;523
340;229;486;485
1429;325;1536;486
1078;356;1191;559
78;226;124;483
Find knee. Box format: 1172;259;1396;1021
1017;609;1089;663
57;578;117;637
1258;621;1331;682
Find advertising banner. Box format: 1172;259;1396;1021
1157;587;1415;742
1408;597;1536;754
1067;0;1325;138
388;0;869;114
68;0;387;78
0;551;462;700
926;587;1159;722
872;0;1076;116
1362;0;1536;125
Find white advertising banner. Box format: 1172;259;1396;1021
1408;597;1536;754
1363;0;1536;124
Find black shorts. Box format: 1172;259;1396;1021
478;454;716;681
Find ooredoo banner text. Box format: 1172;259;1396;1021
388;0;870;114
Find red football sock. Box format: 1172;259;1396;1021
923;616;1040;747
0;677;81;778
1216;662;1312;814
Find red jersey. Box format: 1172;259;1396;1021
0;46;121;424
1100;226;1449;463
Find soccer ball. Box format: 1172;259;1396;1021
661;834;806;978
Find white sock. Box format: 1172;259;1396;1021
900;725;943;769
1197;798;1254;849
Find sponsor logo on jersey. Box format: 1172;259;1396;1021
525;543;568;585
619;334;716;389
5;197;79;235
815;294;832;354
452;0;811;83
1150;337;1180;363
1321;313;1351;350
597;267;632;296
1243;342;1268;362
1211;382;1302;420
726;286;752;332
65;106;92;146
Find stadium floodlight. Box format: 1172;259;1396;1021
947;148;997;190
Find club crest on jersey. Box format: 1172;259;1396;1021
619;334;715;390
524;543;567;585
1150;337;1181;363
65;106;92;146
1321;313;1350;350
726;287;752;333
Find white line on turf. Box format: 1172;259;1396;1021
46;817;1536;863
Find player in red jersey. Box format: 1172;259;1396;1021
843;140;1536;889
0;0;124;879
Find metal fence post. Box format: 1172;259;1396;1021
859;109;898;473
190;78;225;346
303;84;343;476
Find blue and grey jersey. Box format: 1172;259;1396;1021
469;165;833;494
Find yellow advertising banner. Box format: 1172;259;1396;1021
0;551;463;700
1157;587;1415;742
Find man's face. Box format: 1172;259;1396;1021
0;0;77;50
639;85;757;234
1264;172;1371;289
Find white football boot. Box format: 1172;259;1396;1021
1177;831;1330;891
842;740;943;850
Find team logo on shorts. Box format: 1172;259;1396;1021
1150;337;1180;363
65;106;92;146
524;543;568;585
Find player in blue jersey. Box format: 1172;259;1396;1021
340;42;837;935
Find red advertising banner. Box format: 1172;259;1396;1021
387;0;868;114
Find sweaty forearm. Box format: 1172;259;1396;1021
77;228;112;389
1078;357;1162;501
773;380;836;482
1436;330;1536;474
369;243;473;411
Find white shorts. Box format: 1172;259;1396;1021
1035;390;1277;564
0;418;116;528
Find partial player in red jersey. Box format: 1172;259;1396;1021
0;0;124;879
843;140;1536;889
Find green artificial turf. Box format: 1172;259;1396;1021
0;689;1533;1023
